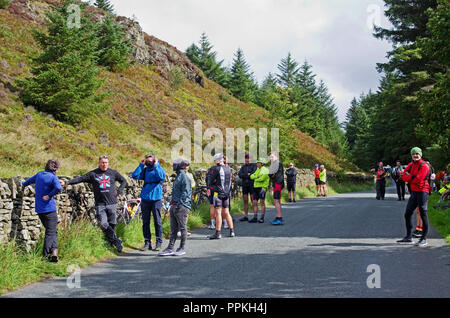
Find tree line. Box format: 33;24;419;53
185;34;347;158
345;0;449;171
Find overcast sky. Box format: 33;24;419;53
107;0;393;123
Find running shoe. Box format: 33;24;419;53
173;248;186;256
416;239;428;247
396;237;414;245
208;232;222;240
158;248;174;256
223;220;229;229
258;217;264;223
229;230;235;237
208;223;216;230
239;216;249;222
271;219;284;225
412;230;423;238
249;217;258;223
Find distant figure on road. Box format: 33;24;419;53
371;161;386;200
285;162;297;202
319;165;328;197
64;155;126;252
392;160;406;201
22;159;63;262
397;147;431;247
314;164;321;196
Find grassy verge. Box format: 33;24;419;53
427;192;450;245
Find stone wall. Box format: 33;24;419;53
0;168;373;250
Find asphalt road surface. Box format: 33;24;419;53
4;184;450;298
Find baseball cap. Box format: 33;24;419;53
213;153;224;162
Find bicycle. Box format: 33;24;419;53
191;185;209;211
117;198;142;224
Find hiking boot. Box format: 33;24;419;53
115;239;123;253
173;248;186;256
396;237;414;245
208;232;222;240
249;217;258;223
416;239;428;247
158;248;174;256
239;216;249;222
153;244;162;252
49;249;58;263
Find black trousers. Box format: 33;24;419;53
38;211;58;257
395;179;406;199
376;179;386;199
404;191;429;240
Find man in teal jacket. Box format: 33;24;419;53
132;153;166;251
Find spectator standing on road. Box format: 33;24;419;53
392;160;406;201
131;153;166;251
64;155;127;252
285;162;297;202
268;152;284;225
314;164;321;196
22;159;63;262
159;159;192;256
397;147;431;247
237;153;257;222
319;165;328;197
371;162;386;200
249;158;270;223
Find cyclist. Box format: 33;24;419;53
64;155;127;252
237;153;257;221
319;164;328;197
285;162;297;202
159;158;192;256
132;153;166;251
249;158;270;223
206;164;217;230
208;153;235;239
22;159;63;262
397;147;431;247
268;152;284;225
314;164;321;196
392;160;406;201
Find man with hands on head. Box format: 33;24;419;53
132;153;166;251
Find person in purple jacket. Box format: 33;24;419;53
22;159;63;262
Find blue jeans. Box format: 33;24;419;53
141;200;163;246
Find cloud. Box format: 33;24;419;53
109;0;393;122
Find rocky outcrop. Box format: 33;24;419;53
6;0;205;87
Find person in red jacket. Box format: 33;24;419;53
397;147;430;247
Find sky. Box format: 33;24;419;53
107;0;393;123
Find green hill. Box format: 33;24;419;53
0;0;358;177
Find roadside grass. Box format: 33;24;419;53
427;192;450;245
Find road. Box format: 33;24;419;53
4;184;450;298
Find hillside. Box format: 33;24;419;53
0;0;358;177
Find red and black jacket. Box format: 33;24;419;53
401;159;431;193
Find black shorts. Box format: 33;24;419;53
253;187;266;201
242;183;254;195
315;178;320;185
319;180;326;185
214;196;230;209
287;183;296;192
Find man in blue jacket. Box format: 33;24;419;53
132;153;166;251
22;159;63;262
